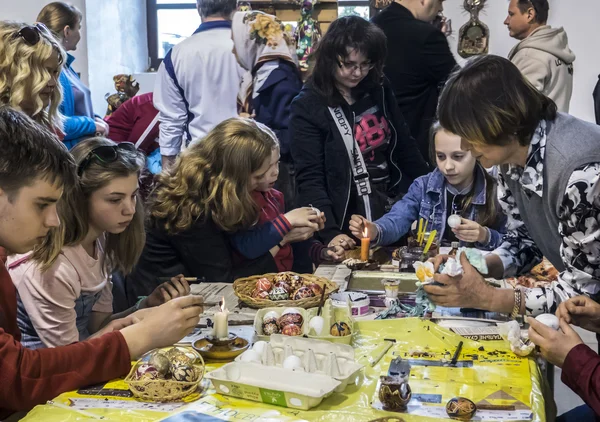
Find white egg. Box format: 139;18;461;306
308;316;325;336
252;340;268;355
282;355;304;371
239;350;261;363
447;214;462;229
282;308;301;316
262;311;280;322
535;313;560;330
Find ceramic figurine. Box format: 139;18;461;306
330;321;351;337
293;0;322;71
269;286;289;301
458;0;489;58
281;323;303;336
256;277;272;292
292;286;315;300
171;364;197;382
134;364;160;381
446;397;477;420
378;375;412;411
148;352;171;377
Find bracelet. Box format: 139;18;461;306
510;288;522;319
135;296;147;311
277;242;284;249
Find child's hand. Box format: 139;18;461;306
143;275;192;308
282;227;316;244
452;218;488;244
328;234;356;250
285;207;320;230
349;215;378;241
321;245;345;262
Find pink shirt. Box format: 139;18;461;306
7;242;113;347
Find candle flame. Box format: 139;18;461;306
363;227;368;238
220;296;225;312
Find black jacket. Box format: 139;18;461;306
290;81;431;244
125;217;277;307
372;3;457;159
594;74;600;125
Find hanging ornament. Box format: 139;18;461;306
458;0;489;58
293;0;322;72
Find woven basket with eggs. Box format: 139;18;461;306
233;272;338;309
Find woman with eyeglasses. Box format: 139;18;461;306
289;16;431;250
37;2;110;148
0;20;64;133
8;138;191;349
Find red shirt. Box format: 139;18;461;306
253;189;293;272
0;262;132;418
104;92;159;155
562;343;600;418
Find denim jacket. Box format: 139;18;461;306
374;165;507;249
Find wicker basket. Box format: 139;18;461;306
233;272;338;309
125;347;205;402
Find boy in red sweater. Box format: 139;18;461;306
0;107;204;418
231;142;344;271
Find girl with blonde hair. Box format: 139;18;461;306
8;137;190;349
126;118;316;304
37;2;110;147
0;20;65;132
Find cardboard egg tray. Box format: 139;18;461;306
205;361;341;410
253;300;355;344
236;334;363;393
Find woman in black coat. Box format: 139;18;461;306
290;16;431;248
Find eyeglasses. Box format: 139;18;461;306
77;143;138;177
337;59;374;74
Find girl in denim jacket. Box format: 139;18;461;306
350;123;507;249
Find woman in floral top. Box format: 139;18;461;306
425;54;600;418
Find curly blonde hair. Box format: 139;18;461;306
149;118;278;234
32;138;147;274
0;21;65;129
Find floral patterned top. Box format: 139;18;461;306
493;120;600;315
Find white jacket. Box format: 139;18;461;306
508;25;576;113
154;21;241;156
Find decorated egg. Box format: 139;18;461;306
535;313;560;330
288;275;304;291
379;375;412;411
262;321;280;335
148;352;171;376
282;355;304;370
281;323;303;336
447;214;462;229
308;316;325;336
292;286;315;300
240;349;261;363
273;272;293;284
446;397;477;420
134;364;160;381
256;277;272;292
252;340;268;355
282;308;301;316
278;313;304;328
269;286;289;301
306;283;323;296
170;352;194;367
330;322;351;337
252;288;270;300
172;364;197;382
262;311;280;323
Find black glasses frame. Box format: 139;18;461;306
77;143;138;177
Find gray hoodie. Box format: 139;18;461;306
508;25;576;113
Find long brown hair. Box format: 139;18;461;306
149;118;278;234
32;138;146;274
429;122;499;228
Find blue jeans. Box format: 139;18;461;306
557;405;597;422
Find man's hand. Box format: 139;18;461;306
328;234;356;250
556;296;600;334
349;215;378;241
528;317;583;368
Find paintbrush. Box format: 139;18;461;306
370;338;397;367
317;285;327;316
157;276;200;283
450;341;464;367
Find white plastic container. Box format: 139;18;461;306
329;292;370;316
205;362;341;410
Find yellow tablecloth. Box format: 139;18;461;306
22;318;546;422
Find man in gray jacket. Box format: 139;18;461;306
504;0;575;112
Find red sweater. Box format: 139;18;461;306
254;190;294;272
562;343;600;417
0;262;132;418
104;92;159;155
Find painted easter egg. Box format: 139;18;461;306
256;277;272;292
252;288;270;300
292;286;315;300
278;313;304;329
134;364;160;381
171;364;197;382
273;281;292;294
379;375;412;411
262;311;280;323
330;322;351;337
446;397;477;420
262;321;280;335
282;308;301;316
288;275;304;291
170;352;194;367
148;352;170;377
269;286;289;301
306;283;323;296
281;323;303;336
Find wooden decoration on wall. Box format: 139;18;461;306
458;0;489;58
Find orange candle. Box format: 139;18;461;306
361;228;370;261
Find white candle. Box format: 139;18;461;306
213;297;229;339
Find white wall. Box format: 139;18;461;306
443;0;600;123
0;0;89;85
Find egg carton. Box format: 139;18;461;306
253;300;355;345
236;334;363;393
206;361;340;410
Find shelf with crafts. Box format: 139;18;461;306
242;0;338;34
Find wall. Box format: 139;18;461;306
443;0;600;123
0;0;89;85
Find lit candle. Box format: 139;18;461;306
361;227;370;261
213;297;229;339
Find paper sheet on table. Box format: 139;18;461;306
22;319;547;422
191;283;239;309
